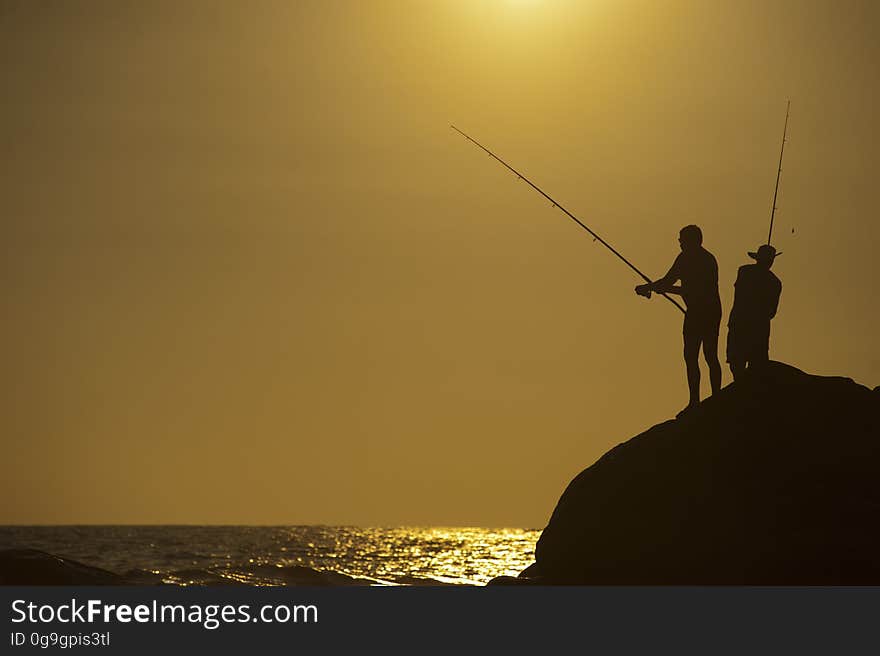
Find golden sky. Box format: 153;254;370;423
2;0;878;525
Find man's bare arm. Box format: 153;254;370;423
648;263;681;292
635;259;680;298
768;280;782;319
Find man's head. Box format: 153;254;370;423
748;244;781;269
678;225;703;252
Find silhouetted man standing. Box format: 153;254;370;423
635;225;722;414
726;244;782;380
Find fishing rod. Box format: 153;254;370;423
767;100;790;245
451;125;686;314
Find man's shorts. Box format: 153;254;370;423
683;309;721;344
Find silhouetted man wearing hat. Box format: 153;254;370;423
635;224;722;415
726;244;782;380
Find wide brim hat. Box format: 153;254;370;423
748;244;782;260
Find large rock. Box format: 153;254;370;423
0;549;129;585
526;362;880;584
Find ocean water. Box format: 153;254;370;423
0;526;539;586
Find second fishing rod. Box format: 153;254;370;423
451;125;686;314
767;100;790;246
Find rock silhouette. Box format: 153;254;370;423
0;549;130;585
516;362;880;584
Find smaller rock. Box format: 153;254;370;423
0;549;129;585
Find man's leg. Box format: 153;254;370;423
744;331;770;372
726;327;740;380
703;330;722;395
730;359;746;381
683;327;701;408
750;340;770;369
